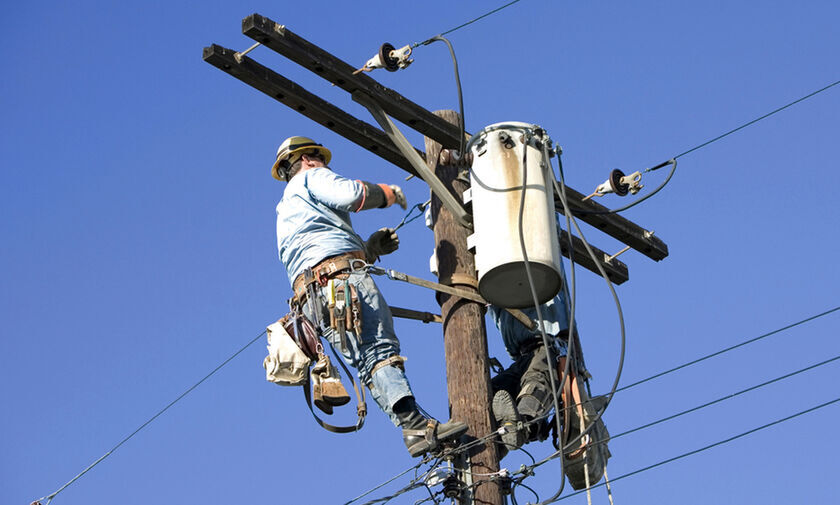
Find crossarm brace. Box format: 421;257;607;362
353;91;472;229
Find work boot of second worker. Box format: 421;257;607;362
492;389;525;458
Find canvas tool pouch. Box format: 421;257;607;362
263;317;312;386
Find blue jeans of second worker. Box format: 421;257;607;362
302;268;414;426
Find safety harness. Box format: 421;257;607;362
286;250;371;434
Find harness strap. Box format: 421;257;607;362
369;355;407;380
293;250;366;302
373;267;535;330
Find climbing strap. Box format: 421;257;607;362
368;355;407;383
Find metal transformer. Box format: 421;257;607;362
466;122;562;308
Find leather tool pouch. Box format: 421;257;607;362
327;281;364;351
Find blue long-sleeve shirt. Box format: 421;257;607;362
276;166;368;284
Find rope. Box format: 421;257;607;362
35;329;267;505
413;0;526;48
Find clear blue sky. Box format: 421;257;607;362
2;1;838;504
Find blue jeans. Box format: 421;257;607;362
302;268;414;426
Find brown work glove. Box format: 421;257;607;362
365;227;400;262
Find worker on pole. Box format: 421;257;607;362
488;270;610;488
272;136;467;457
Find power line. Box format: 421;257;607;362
414;0;525;47
673;79;840;160
549;396;840;502
35;329;267;505
580;78;840;215
611;353;840;441
344;458;433;505
496;304;840;471
354;349;840;505
616;305;840;393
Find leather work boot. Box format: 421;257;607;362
310;367;333;415
319;363;351;407
311;355;352;413
492;389;525;459
394;397;469;458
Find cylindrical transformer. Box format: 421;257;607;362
466;122;562;308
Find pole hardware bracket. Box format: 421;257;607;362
353;90;473;229
233;42;261;63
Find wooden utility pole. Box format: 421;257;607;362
426;111;502;505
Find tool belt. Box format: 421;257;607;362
292;250;366;304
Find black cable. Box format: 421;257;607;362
514;480;541;504
426;36;467;158
517;131;567;493
345;458;435;505
548;396;840;503
413;0;526;48
531;148;628;505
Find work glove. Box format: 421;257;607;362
387;184;408;210
366;227;400;262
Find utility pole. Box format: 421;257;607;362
426;111;501;505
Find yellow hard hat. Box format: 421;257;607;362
271;136;332;181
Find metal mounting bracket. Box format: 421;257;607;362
352;91;472;229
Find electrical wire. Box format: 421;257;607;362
517;131;567;493
364;350;840;505
425;36;467;158
413;0;526;48
673;78;840;160
448;306;840;467
609;352;840;442
548;396;840;503
531;147;628;505
35;329;268;505
522;350;840;463
579;78;840;215
507;350;840;502
344;458;432;505
392;199;431;232
616;305;840;394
